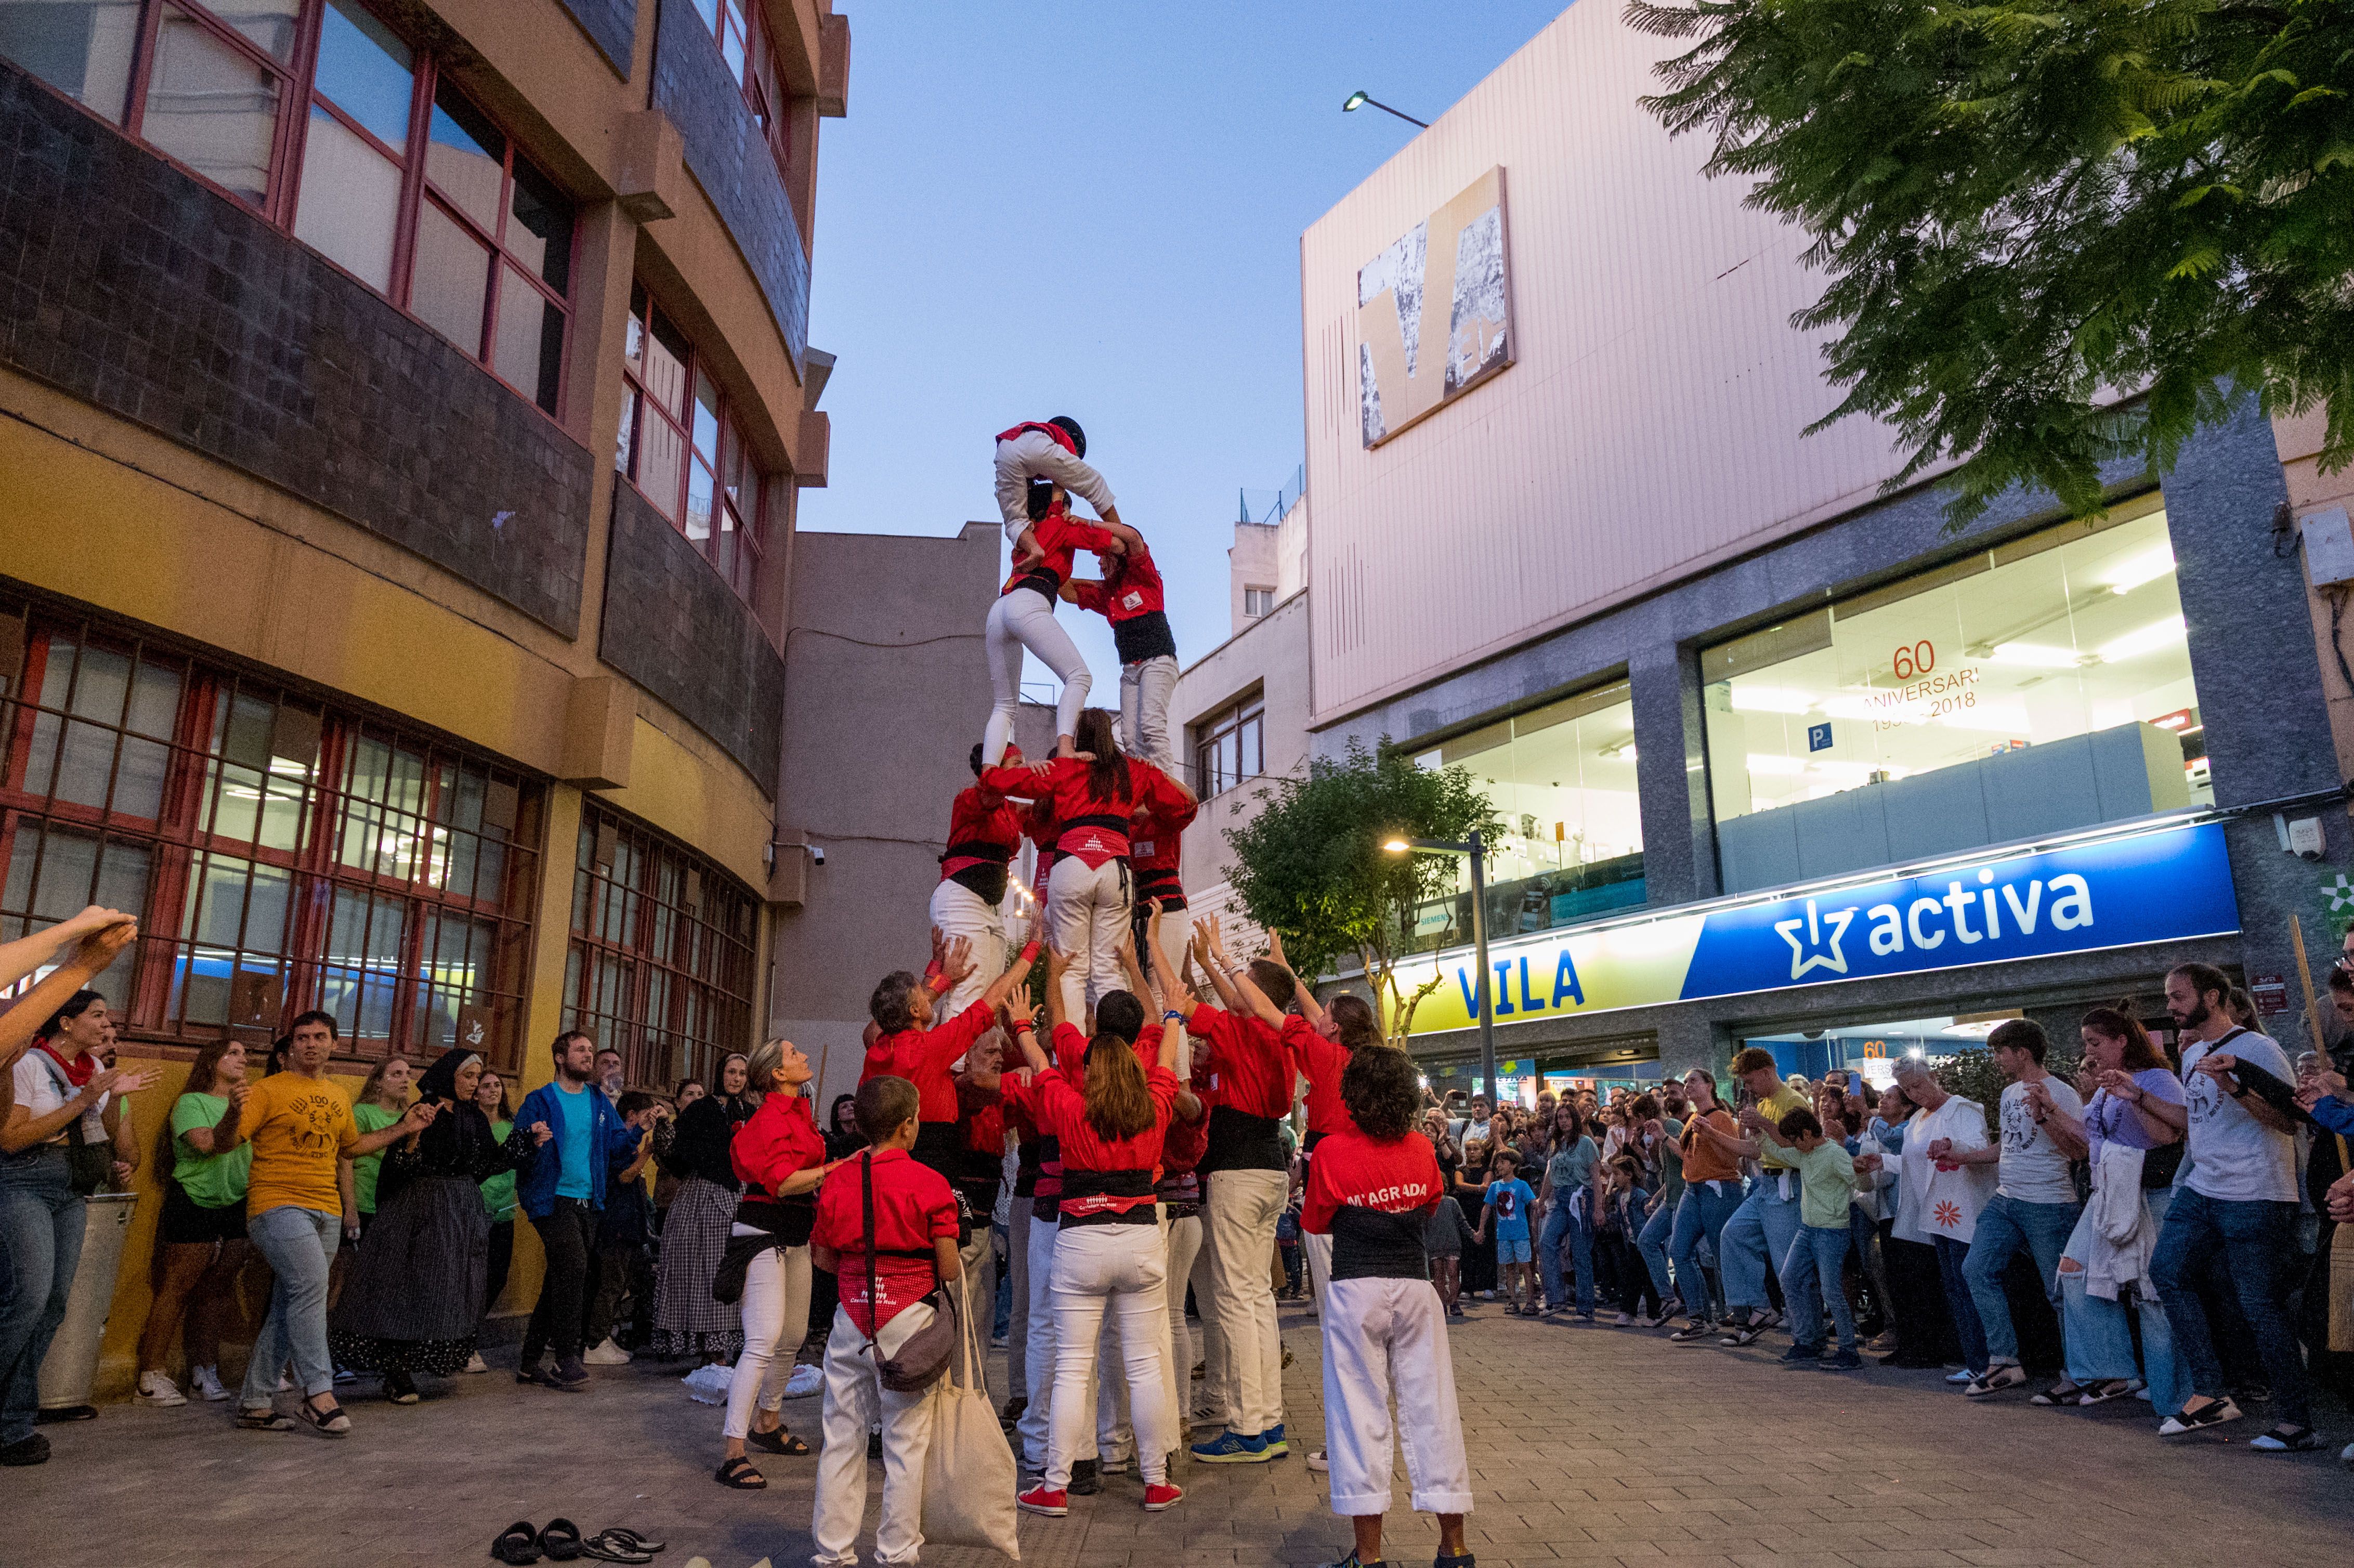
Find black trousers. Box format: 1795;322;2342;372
523;1200;596;1363
1884;1232;1959;1366
483;1219;515;1320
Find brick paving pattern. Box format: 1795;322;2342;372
13;1301;2349;1568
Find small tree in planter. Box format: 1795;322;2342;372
1224;738;1501;1046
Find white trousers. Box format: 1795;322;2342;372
723;1242;812;1439
1303;1228;1333;1316
1006;1201;1031;1400
993;429;1114;546
1018;1212;1122;1469
1319;1276;1474;1519
1163;1211;1202;1425
1119;654;1181;774
984;589;1089;763
1048;855;1129;1022
1199;1167;1288;1437
1048;1223;1174;1488
810;1304;935;1567
926;877;1006;1020
1191;1221;1223;1417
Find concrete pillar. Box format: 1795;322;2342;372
1652;1006;1723;1086
1629;643;1718;907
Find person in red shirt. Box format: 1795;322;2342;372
1182;914;1302;1464
808;1076;962;1568
980;712;1195;1027
1006;955;1188;1518
715;1039;839;1489
1063;533;1179;772
983;482;1143;765
1302;1046;1474;1568
931;742;1025;1022
860;932;1037;1178
1124;791;1198;997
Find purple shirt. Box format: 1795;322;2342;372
2084;1068;2186;1164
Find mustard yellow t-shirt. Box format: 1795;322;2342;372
243;1072;363;1217
1753;1083;1813;1171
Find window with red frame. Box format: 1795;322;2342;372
691;0;791;174
0;602;542;1068
0;0;574;417
565;804;757;1092
615;282;769;603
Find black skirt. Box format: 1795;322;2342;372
329;1174;489;1376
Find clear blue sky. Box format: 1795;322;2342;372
797;1;1573;682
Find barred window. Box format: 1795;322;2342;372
0;602;541;1066
564;804;758;1091
1191;691;1265;799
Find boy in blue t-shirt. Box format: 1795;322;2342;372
1476;1149;1540;1315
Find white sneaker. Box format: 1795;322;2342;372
1944;1368;1977;1385
582;1337;633;1366
276;1370;295;1393
190;1365;229;1402
1306;1449;1329;1473
136;1371;187;1407
784;1363;823;1399
463;1352;489;1375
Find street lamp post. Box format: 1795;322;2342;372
1385;830;1496;1100
1341;90;1430;129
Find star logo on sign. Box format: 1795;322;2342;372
1774;898;1855;980
2324;872;2354;914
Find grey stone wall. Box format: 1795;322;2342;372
598;476;785;794
0;61;593;635
557;0;637;75
650;0;808;372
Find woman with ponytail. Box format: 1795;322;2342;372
1007;952;1186;1518
982;709;1193;1024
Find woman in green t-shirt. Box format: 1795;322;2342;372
468;1069;517;1374
344;1057;413;1237
134;1039;256;1407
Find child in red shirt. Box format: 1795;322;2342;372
860;931;1037;1179
807;1077;963;1568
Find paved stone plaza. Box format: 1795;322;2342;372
14;1303;2351;1568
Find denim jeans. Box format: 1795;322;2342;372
2059;1267;2192;1416
0;1149;86;1445
1778;1224;1855;1351
1718;1173;1802;1317
1961;1194;2081;1365
1667;1180;1742;1321
240;1205;341;1406
1932;1235;1988;1374
1635;1198;1676;1302
2149;1186;2310;1426
1537;1201;1594;1313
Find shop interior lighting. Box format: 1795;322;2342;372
2097;613;2188;662
1988;642;2084;669
1745;753;1809;776
1728;686;1815;714
2096;543;2177;594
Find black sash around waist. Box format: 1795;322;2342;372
1013;567;1062;602
1058;1166;1158;1227
1200;1105;1286;1174
1111;610;1177;665
1331;1204;1430;1282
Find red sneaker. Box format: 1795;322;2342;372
1017;1484;1069;1517
1142;1482;1184;1512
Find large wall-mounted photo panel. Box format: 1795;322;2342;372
1357;165;1513;447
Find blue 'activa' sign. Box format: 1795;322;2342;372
1392;823;2240;1034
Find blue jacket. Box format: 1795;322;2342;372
515;1081;642;1219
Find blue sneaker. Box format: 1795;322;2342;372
1262;1422;1289;1458
1190;1429;1273;1464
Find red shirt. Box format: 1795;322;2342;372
1300;1127;1443;1236
1067;541;1165;622
812;1147;959;1337
1186;1003;1294;1120
861;1000;995;1125
1285;1015;1354;1140
979;756;1191;868
1021;798;1057;899
1001;504;1115;596
731;1093;828;1198
1005;1046;1180;1220
1127;790;1197;882
939;780;1021;884
1162;1094;1210;1175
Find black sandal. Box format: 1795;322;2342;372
714;1456;767;1489
2251;1423;2322;1453
598;1528;664;1554
2029;1380;2085;1407
580;1534;654;1565
492;1522;544;1565
748;1426;810;1456
295;1394;350;1436
236;1406;296;1432
538;1519;585;1561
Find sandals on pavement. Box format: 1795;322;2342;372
491;1522;545;1565
714;1456;767;1489
2029;1380;2085;1407
580;1533;655;1564
296;1394;351;1436
236;1406;296;1432
2077;1378;2142;1406
1964;1364;2029;1399
2250;1423;2321;1453
538;1519;585;1562
599;1528;664;1554
2158;1396;2243;1436
748;1426;810;1456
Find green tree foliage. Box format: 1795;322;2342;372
1223;739;1503;1043
1627;0;2354;525
1933;1041;2083;1134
